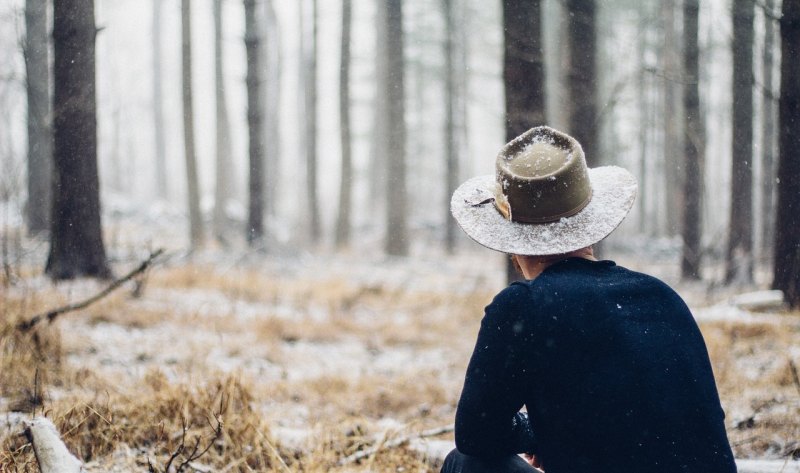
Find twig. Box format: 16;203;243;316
338;424;454;466
16;249;165;332
789;359;800;397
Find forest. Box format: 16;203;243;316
0;0;799;471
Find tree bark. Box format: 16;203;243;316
384;0;408;256
681;0;704;280
503;0;546;283
213;0;234;242
245;0;265;244
773;0;800;308
370;0;389;220
152;0;168;201
24;0;52;235
565;0;598;167
725;0;755;284
46;0;111;280
181;0;204;248
305;0;320;244
335;0;353;248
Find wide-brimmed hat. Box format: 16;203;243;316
450;126;637;256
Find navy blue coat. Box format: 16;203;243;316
454;258;737;473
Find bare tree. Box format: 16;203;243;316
335;0;353;248
661;0;684;236
565;0;598;167
681;0;704;280
213;0;234;242
760;0;778;262
182;0;204;248
24;0;52;235
502;0;546;282
305;0;320;244
725;0;755;284
384;0;408;256
152;0;168;200
46;0;111;279
442;0;459;253
245;0;265;244
773;0;800;308
263;0;280;218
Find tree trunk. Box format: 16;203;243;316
443;0;458;253
384;0;408;256
263;0;280;218
681;0;704;280
725;0;755;284
181;0;204;248
152;0;168;201
773;0;800;308
662;0;684;237
46;0;111;280
24;0;52;235
502;0;546;283
305;0;320;244
245;0;265;244
370;0;389;221
335;0;353;248
760;0;777;264
565;0;598;167
213;0;234;242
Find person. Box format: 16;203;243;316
442;126;737;473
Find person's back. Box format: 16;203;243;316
509;258;735;472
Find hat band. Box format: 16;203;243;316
492;188;593;224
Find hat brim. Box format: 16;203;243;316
451;166;637;256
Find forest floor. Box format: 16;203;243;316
0;234;799;472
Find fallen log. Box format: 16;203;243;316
23;417;83;473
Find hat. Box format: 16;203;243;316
450;126;637;256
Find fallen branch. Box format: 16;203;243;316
23;417;83;473
338;424;454;466
17;249;165;332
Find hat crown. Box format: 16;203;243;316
495;127;592;223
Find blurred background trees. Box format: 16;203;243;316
1;0;798;306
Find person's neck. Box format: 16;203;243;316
516;247;596;280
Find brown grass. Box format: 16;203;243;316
1;259;798;471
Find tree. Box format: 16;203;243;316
24;0;52;235
442;0;458;253
725;0;755;284
335;0;353;248
661;0;684;236
212;0;234;242
263;0;280;218
502;0;546;282
383;0;408;256
46;0;111;279
681;0;704;280
760;0;778;261
245;0;265;244
565;0;598;167
152;0;168;201
774;0;800;308
305;0;320;244
181;0;204;248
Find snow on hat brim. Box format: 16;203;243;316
450;166;637;256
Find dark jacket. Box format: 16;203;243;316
454;258;737;473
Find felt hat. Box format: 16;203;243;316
450;126;637;256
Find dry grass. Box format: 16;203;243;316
1;257;798;471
